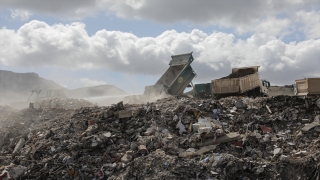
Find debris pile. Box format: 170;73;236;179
221;68;256;79
34;98;94;109
0;96;320;179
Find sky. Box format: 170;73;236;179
0;0;319;94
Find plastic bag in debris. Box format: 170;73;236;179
161;129;170;134
198;118;212;128
212;109;220;120
62;156;73;165
176;119;186;135
212;156;223;167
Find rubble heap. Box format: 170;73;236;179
34;98;95;110
221;68;256;79
0;96;320;180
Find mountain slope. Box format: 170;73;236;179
0;70;128;105
0;70;65;104
67;85;128;98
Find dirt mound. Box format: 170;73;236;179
0;96;319;179
221;68;256;79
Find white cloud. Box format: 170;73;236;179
1;0;99;19
1;0;319;38
295;10;320;39
10;9;32;21
0;20;319;85
101;0;308;25
73;78;107;87
235;17;291;37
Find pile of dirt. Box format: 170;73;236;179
221;68;256;79
0;96;320;179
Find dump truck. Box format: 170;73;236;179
294;78;320;96
193;83;212;98
211;66;270;97
144;52;197;96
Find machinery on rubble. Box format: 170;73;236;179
144;52;197;96
124;53;272;102
192;66;270;98
211;66;270;97
193;83;212;98
10;88;67;109
27;89;42;102
294;78;320;96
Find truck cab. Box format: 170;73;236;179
260;79;270;96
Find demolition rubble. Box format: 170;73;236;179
0;96;320;180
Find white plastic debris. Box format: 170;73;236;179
176;119;186;135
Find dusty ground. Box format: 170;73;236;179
268;86;294;97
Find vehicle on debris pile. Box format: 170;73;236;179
123;52;197;103
144;52;196;96
294;77;320;96
193;83;212;98
210;66;270;98
10;88;67;109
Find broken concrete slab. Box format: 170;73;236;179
274;148;282;156
12;138;25;155
196;145;216;155
121;154;131;163
197;132;241;146
216;132;241;144
179;151;197;158
118;110;132;118
5;165;27;179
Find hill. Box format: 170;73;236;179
67;85;128;98
0;70;127;106
0;70;65;104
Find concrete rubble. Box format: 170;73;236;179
0;95;320;179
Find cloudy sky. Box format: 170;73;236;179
0;0;319;93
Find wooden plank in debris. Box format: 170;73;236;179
197;132;241;146
266;105;272;113
301;122;319;132
196;145;216;155
216;132;241;144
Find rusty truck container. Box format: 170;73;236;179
295;78;320;96
144;52;196;96
211;66;261;94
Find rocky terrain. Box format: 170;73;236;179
0;95;320;179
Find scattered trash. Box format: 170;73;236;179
0;95;319;179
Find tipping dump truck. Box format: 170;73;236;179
144;52;197;96
194;83;212;98
211;66;270;97
294;78;320;96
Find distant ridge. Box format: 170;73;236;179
0;70;127;105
